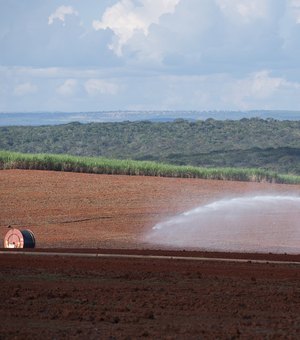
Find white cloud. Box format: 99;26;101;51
13;82;38;96
48;6;79;25
224;71;300;109
245;70;285;99
288;0;300;23
216;0;270;22
2;65;300;112
57;79;78;96
84;79;119;96
93;0;180;56
2;0;300;113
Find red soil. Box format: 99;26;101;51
1;170;300;338
1;169;299;249
0;252;299;339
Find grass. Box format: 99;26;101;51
1;150;300;184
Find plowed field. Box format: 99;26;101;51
1;170;300;249
0;170;300;339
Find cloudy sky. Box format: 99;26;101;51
1;0;300;113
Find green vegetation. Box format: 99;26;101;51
0;118;300;175
1;151;300;184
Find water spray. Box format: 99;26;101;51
145;195;300;254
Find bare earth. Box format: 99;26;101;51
0;170;300;339
1;169;300;249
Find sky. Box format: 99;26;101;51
1;0;300;113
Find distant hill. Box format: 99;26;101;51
0;110;300;126
1;118;300;174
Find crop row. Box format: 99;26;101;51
1;151;300;184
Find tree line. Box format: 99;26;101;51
0;118;299;174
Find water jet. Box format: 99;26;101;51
145;195;300;254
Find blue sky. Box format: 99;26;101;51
1;0;300;113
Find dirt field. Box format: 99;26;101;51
1;169;300;249
0;251;299;339
1;170;300;339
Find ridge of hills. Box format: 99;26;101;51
1;110;300;126
0;118;299;174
